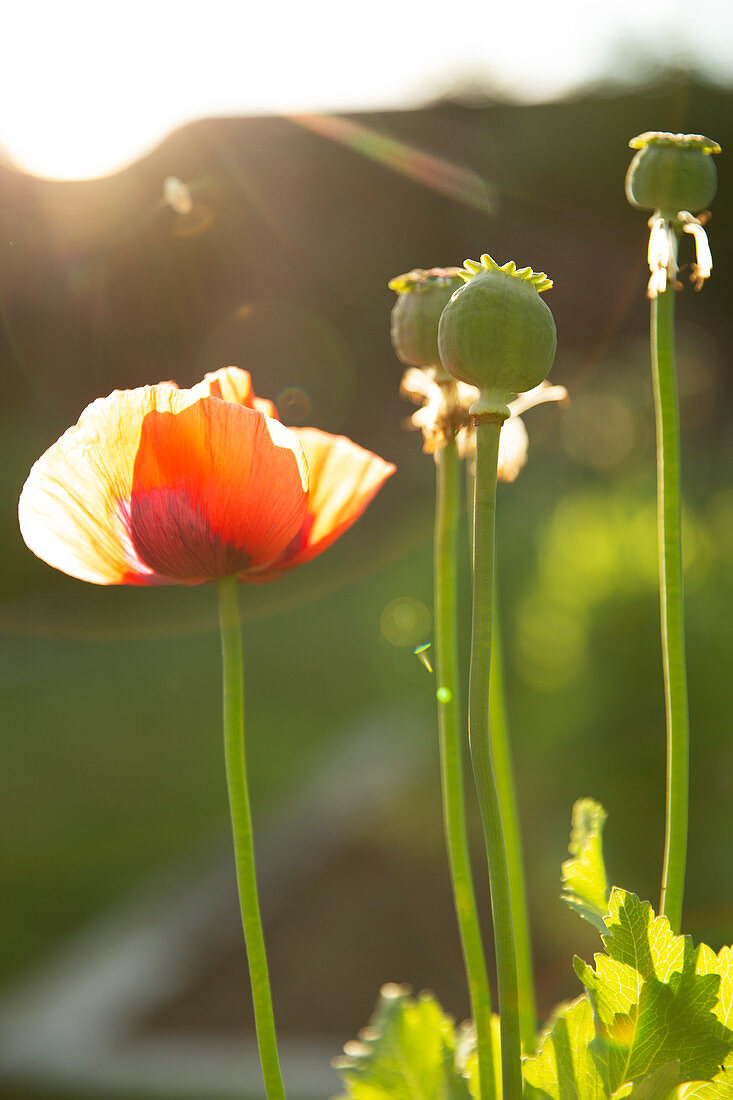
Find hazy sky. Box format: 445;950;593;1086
4;0;732;178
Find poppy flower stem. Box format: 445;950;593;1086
435;437;496;1100
217;575;287;1100
489;600;536;1054
470;421;522;1100
651;288;689;935
466;459;537;1055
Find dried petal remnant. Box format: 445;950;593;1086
626;132;721;297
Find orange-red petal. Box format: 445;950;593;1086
245;428;396;581
19;385;308;586
130;399;308;581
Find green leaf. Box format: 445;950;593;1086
676;1079;733;1098
696;945;733;1036
523;996;607;1100
674;1063;733;1098
673;952;733;1099
574;890;733;1091
561;799;610;932
612;1061;682;1099
332;983;473;1099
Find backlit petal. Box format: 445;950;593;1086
192;366;278;419
247;428;395;580
19;386;202;585
19;386;309;586
497;415;529;482
508;381;568;418
130;400;308;582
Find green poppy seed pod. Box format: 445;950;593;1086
438;255;557;419
388;267;464;370
625;132;720;216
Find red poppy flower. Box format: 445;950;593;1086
19;370;395;586
18;384;310;585
187;367;397;580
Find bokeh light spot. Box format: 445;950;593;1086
516;598;587;690
197;300;356;431
380;597;431;648
164;177;193;216
277;387;312;424
436;686;452;703
561;392;635;470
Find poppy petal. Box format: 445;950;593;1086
19;385;309;586
130;399;308;582
247;428;395;580
18;386;202;585
192;366;278;419
497;415;530;483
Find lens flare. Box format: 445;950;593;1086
380;597;431;648
291;114;495;214
414;642;433;673
277;387;313;424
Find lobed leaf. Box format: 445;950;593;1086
561;799;610;932
332;983;472;1099
675;1073;733;1099
612;1061;682;1099
696;945;733;1036
523;995;607;1100
574;890;733;1091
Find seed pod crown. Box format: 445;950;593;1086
389;267;464;370
626;131;721;216
438;254;557;420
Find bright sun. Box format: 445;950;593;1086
3;0;729;181
3;110;178;182
2;2;219;179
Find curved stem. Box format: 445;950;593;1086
470;422;522;1100
217;576;287;1100
435;439;496;1100
651;288;689;934
489;599;536;1053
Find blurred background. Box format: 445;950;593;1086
2;1;733;1097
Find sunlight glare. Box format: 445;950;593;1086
4;113;175;181
4;0;733;180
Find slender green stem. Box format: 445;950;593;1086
651;287;689;934
489;600;536;1053
470;422;522;1100
217;576;286;1100
468;456;536;1053
435;438;496;1100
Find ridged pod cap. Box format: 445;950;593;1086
438;255;557;419
389;267;464;369
625;132;720;215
